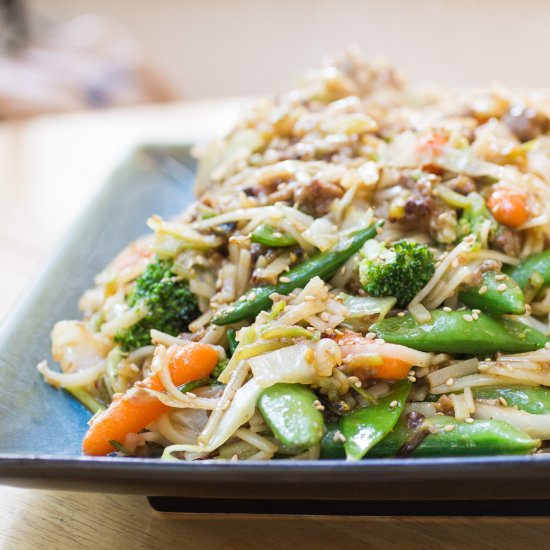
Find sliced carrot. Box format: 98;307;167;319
487;188;529;228
335;333;414;380
82;342;219;456
369;357;412;380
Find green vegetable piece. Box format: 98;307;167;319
64;387;105;414
114;259;199;351
524;271;545;303
358;239;435;308
178;378;211;394
459;271;525;315
372;309;549;355
505;249;550;291
368;416;539;457
250;224;297;247
213;222;382;325
320;422;346;459
211;358;228;381
472;385;550;415
227;328;238;356
340;380;411;460
456;192;497;243
258;383;324;449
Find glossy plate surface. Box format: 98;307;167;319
1;144;550;499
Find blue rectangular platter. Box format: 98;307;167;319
2;144;550;499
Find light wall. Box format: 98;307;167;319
29;0;550;98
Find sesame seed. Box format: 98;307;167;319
325;327;335;335
408;370;416;376
225;306;235;313
472;313;479;321
495;274;506;281
497;283;507;292
374;338;385;345
186;392;197;399
499;397;508;407
465;418;474;424
313;400;325;411
279;276;290;283
305;295;316;301
231;454;239;462
444;424;455;432
355;381;362;388
446;378;454;386
273;231;283;238
463;314;473;322
443;306;452;312
334;329;344;336
389;400;398;408
376;226;384;234
248;292;256;301
333;431;346;442
366;332;376;339
472;309;481;315
407;376;417;383
397;311;405;317
478;286;488;295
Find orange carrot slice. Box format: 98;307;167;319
487;188;529;228
82;342;219;456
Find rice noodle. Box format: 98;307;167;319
37;359;105;388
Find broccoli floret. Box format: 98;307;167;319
114;259;199;352
358;239;435;307
456;192;497;243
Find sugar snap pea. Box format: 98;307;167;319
258;383;324;449
372;309;549;354
472;385;550;415
505;249;550;291
213;222;382;325
368;416;539;457
340;380;411;460
459;271;525;315
250;224;297;247
320;422;346;459
226;328;238;356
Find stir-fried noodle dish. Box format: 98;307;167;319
39;50;550;461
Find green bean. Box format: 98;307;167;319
372;309;549;354
459;271;525;315
505;249;550;291
472;385;550;415
524;271;545;303
250;224;297;247
368;416;539;457
213;222;382;325
340;380;411;460
258;383;324;449
178;378;211;394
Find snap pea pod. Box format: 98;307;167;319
320;422;346;459
340;380;411;460
368;416;539;457
505;249;550;291
258;383;324;449
213;222;382;325
250;224;297;247
459;271;525;315
372;309;549;355
226;328;238;356
472;385;550;415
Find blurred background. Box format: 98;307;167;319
2;0;550;118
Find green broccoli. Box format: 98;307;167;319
114;259;199;352
358;239;435;307
456;192;497;243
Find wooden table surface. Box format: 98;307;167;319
1;100;550;549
